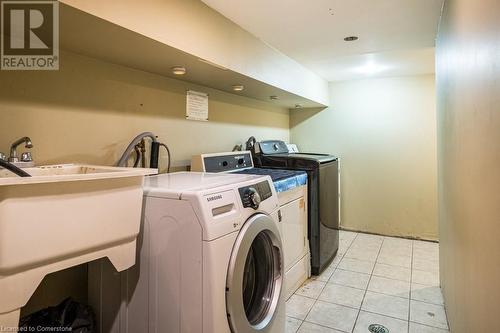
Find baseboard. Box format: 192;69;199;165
338;226;439;243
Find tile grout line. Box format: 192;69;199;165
301;319;351;333
305;288;444;314
329;232;360;333
296;233;449;333
294;269;332;331
293;232;356;332
343;232;362;333
326;278;370;291
291;233;445;332
409;321;449;332
293;297;444;326
350;235;384;333
353;308;412;324
412;240;450;332
408;239;414;332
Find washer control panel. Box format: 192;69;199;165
258;140;289;155
201;151;253;172
238;180;272;210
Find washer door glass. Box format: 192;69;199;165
243;231;277;324
226;214;283;333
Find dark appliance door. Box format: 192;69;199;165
317;159;340;274
253;153;340;275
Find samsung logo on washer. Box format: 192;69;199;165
206;194;223;202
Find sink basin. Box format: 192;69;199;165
0;164;152;183
0;164;157;328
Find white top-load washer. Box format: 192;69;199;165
89;172;285;333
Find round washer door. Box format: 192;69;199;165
226;213;284;333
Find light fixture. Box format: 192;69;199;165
344;36;358;42
232;85;244;91
294;104;302;109
269;95;279;100
171;66;186;75
355;61;387;75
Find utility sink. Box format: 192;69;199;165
0;164;157;329
0;164;150;182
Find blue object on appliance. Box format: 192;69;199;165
234;168;307;193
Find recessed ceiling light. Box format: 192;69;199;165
344;36;358;42
269;95;279;100
232;85;244;91
171;66;186;75
355;61;387;75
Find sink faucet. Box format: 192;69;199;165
116;132;157;167
0;159;31;177
9;136;33;163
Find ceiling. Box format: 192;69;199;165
201;0;444;81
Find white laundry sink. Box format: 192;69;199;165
0;164;146;181
0;164;157;329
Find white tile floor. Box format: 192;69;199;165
286;230;449;333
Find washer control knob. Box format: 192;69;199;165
246;187;261;210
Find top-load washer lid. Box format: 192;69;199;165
143;172;266;199
264;153;337;164
258;140;337;164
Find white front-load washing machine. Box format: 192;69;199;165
89;172;285;333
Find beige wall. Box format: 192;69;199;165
291;75;438;240
0;50;289;314
436;0;500;332
0;51;289;171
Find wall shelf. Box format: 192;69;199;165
59;3;328;109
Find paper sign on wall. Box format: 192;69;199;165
186;90;208;121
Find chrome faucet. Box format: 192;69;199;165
9;136;33;163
